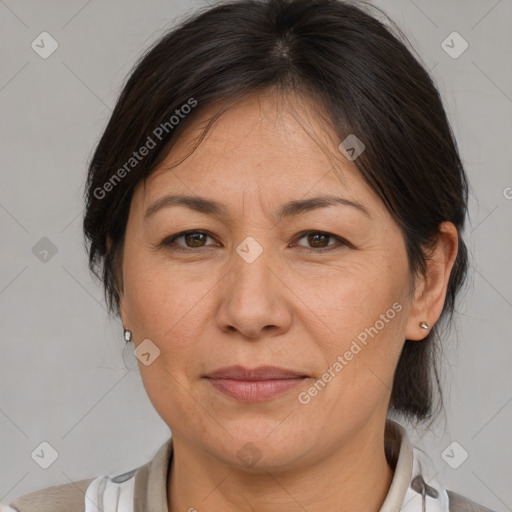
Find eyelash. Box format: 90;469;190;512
159;230;350;253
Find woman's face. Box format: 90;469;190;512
120;92;421;470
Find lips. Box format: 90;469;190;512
204;365;309;402
205;365;308;380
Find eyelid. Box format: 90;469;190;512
160;229;352;252
292;230;351;251
160;230;218;249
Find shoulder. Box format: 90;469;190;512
0;474;496;512
0;467;140;512
448;489;497;512
0;478;95;512
1;437;172;512
1;467;139;512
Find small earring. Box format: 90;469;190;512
124;329;132;342
419;321;429;330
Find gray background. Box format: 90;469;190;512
1;0;511;510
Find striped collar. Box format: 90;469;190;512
84;419;449;512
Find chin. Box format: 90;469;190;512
206;424;310;472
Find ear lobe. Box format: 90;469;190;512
405;222;459;341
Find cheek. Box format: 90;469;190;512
122;254;207;423
308;254;405;332
122;246;216;361
305;248;409;387
302;279;406;426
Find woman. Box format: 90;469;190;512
2;0;497;511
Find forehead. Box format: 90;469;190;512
140;91;381;215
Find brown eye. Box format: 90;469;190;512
294;231;347;251
307;232;330;248
184;232;208;247
162;230;217;250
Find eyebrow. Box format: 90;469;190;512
144;194;371;220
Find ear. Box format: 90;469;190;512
405;221;459;341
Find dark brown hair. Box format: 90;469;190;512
83;0;469;425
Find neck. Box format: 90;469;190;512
167;419;395;512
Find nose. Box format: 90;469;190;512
215;241;293;341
